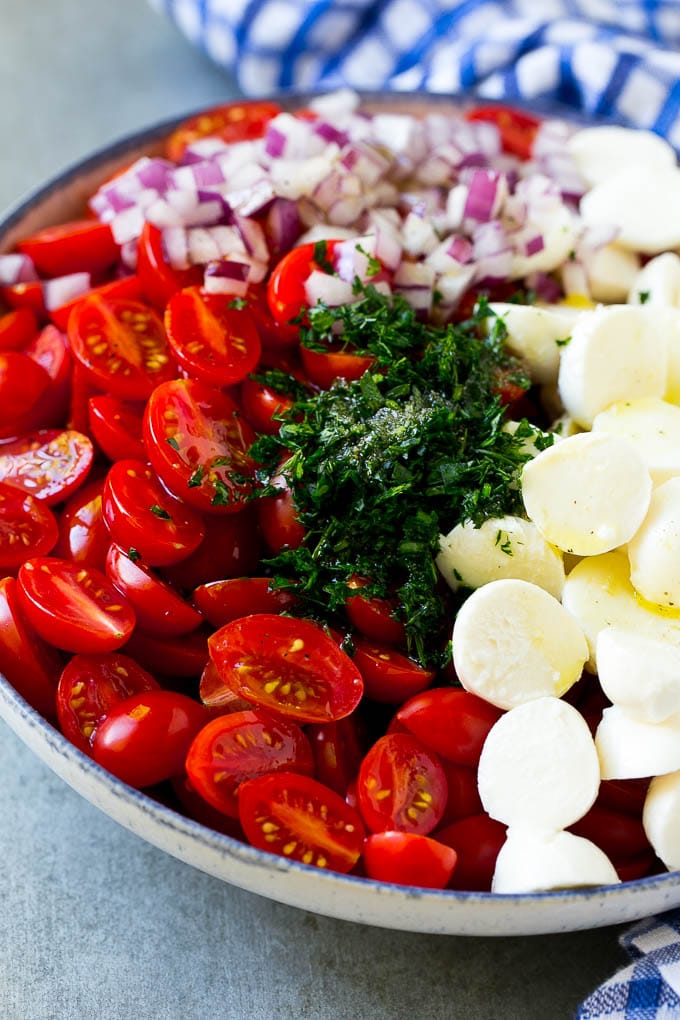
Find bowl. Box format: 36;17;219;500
2;93;678;936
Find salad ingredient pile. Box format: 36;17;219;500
1;92;680;894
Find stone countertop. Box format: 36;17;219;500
0;2;629;1015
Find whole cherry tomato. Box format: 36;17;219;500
363;831;458;889
307;714;367;796
345;578;406;646
18;219;119;277
351;640;434;704
87;395;146;462
192;576;297;628
160;510;261;590
435;814;507;891
0;307;38;350
0;350;51;428
257;472;306;554
240;375;295;435
123;626;210;678
396;688;504;767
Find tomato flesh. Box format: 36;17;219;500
357;732;448;835
0;480;59;570
0;575;62;718
0;429;93;505
106;544;203;636
54;477;109;570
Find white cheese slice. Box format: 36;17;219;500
478;697;600;830
487;303;573;385
492;827;620;893
587;245;640;304
520;431;652;556
643;771;680;871
567;126;676;188
436;516;565;599
596;627;680;724
580;166;680;254
557;304;668;428
629;477;680;609
592;397;680;486
628;252;680;308
452;580;587;709
596;705;680;779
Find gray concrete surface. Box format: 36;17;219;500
0;1;630;1016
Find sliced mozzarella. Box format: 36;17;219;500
643;771;680;871
592;397;680;486
655;308;680;406
629;477;680;608
597;627;680;724
567;126;676;188
436;516;565;598
520;431;652;556
596;704;680;779
487;303;573;385
557;305;668;428
628;252;680;308
580;167;680;254
492;827;619;894
510;202;578;278
586;244;640;304
453;580;587;710
478;697;600;830
562;551;680;671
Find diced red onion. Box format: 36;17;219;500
43;272;91;311
335;236;373;284
110;205;147;245
309;88;360;118
435;265;476;307
120;240;138;272
162;226;190;270
393;261;435;311
180;137;231;165
203;259;250;296
0;253;38;285
472;220;510;260
266;199;302;256
265;125;287;159
304;270;356;307
474;251;514;284
368;210;403;271
526;271;563;303
171;160;227;190
226;180;277;217
340;141;391;187
464;170;506;223
523;235;545;257
233;215;269;263
401;212;438;258
314;121;349;148
447;236;474;264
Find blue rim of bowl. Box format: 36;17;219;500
0;90;678;914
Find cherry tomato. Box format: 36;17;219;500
53;478;109;570
17;556;136;654
597;778;651;817
92;689;207;788
171;774;246;838
68;363;100;435
396;688;504;767
438;761;483;827
0;331;70;437
615;852;658;883
257;473;306;553
267;240;342;326
363;831;458;889
199;659;255;710
144;378;255;515
0;429;93;505
0;480;59;571
0;575;62;717
122;626;210;677
435;814;507;891
50;275;142;331
357;732;448;835
0;350;51;427
465;105;541;160
0;281;46;319
186;709;315;817
166;100;282;162
569;804;652;865
245;285;299;351
17;219;119;276
0;307;38;350
88;395;146;462
24;323;72;391
165;287;262;386
240;375;295;434
192;576;297;628
307;714;367;796
300;346;375;389
101;459;205;567
345;578;405;646
351;640;434;704
106;544;203;637
137;222;203;311
56;651;159;754
208;613;364;723
238;770;365;873
160;510;261;590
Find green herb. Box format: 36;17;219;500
251;285;548;667
211;479;234;506
355;243;381;277
166;436;180;451
495;530;513;556
227;297;248;309
188;465;205;488
149;504;171;520
555;335;571;347
249;368;309;403
313;240;335;275
128;547;141;563
638;290;651;305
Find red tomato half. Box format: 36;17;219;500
257;472;306;554
208;613;363;723
106;544;203;637
569;804;652;865
166;100;282;162
92;689;207;788
160;510;261;590
50;275;142;331
192;576;297;628
137;222;203;311
143;378;255;514
101;459;206;567
0;429;93;505
0;575;62;717
122;626;210;677
240;375;295;434
0;281;46;319
267;240;342;326
165;287;262;386
56;651;160;754
307;714;367;796
0;481;59;571
238;771;365;873
363;831;458;889
396;688;504;768
345;578;405;646
17;556;136;654
436;814;507;892
357;732;448;836
0;307;38;350
18;219;119;277
54;477;109;570
88;395;146;462
0;350;51;427
351;640;434;704
465;105;541;160
68;295;176;401
300;346;375;389
186;709;315;817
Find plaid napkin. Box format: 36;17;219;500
151;0;680;142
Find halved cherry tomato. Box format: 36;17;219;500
24;323;72;390
106;544;203;636
465;105;541;161
160;510;261;590
345;577;405;646
18;219;119;277
137;222;203;311
0;281;46;319
68;363;100;435
357;732;448;835
0;429;93;505
123;626;210;677
300;345;375;389
166;100;282;162
164;287;262;386
438;761;483;827
143;378;255;514
92;689;207;788
199;659;255;710
351;640;434;704
101;458;205;567
56;650;160;754
0;307;38;350
0;351;51;427
88;395;146;462
363;831;458;889
240;375;295;434
68;295;176;400
51;274;142;331
257;471;306;554
0;480;59;571
0;575;62;717
307;714;367;796
193;576;297;628
17;556;136;654
186;709;315;817
0;329;71;437
208;613;364;723
171;774;246;838
396;688;504;767
597;778;651;817
238;770;365;873
54;477;109;570
267;240;342;326
436;814;507;891
245;285;300;351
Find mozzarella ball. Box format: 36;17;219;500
592;397;680;487
597;627;680;724
596;705;680;779
629;477;680;609
643;771;680;871
492;827;619;893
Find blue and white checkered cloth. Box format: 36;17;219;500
150;0;680;145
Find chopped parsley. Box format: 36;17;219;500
638;290;651;305
188;465;205;488
128;547;141;563
313;239;335;275
555;335;571;347
166;436;180;451
495;530;514;556
227;297;248;310
149;504;171;520
251;286;549;668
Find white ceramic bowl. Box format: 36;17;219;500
2;95;679;936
